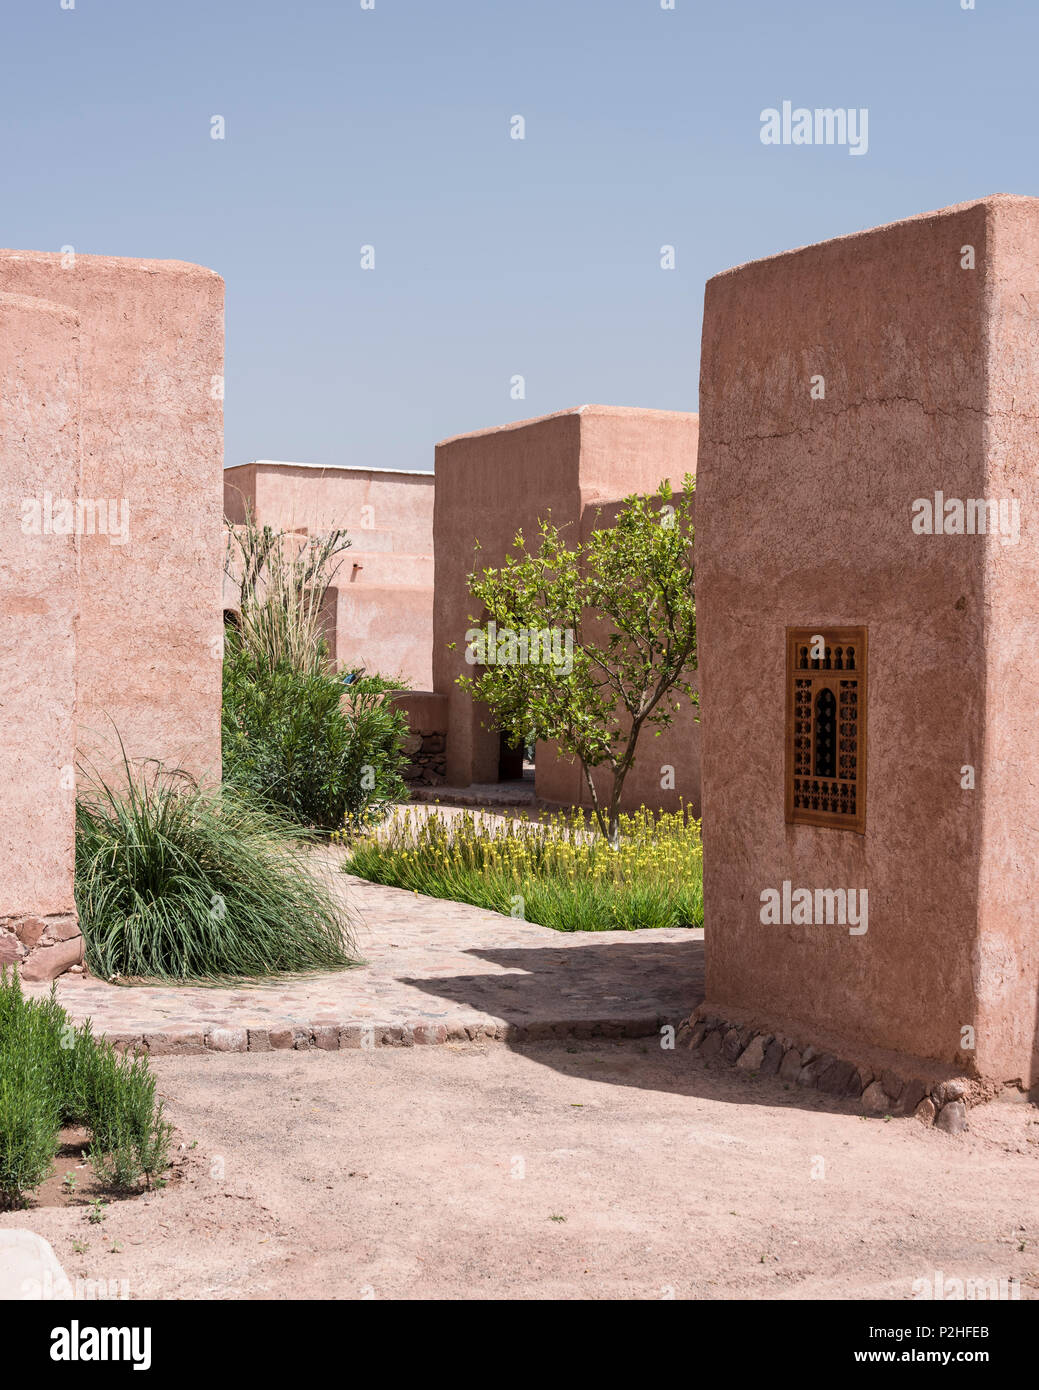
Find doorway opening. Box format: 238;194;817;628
497;730;535;784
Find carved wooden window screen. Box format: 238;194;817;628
785;626;867;833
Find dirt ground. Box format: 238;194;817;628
5;1040;1038;1301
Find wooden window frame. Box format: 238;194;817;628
785;626;867;834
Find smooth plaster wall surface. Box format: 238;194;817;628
697;195;1038;1086
434;410;585;786
325;582;434;688
224;463;435;687
246;464;433;554
0;294;80;951
974;198;1039;1086
0;251;225;783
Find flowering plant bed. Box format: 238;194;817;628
342;806;703;932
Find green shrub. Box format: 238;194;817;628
86;1045;172;1189
0;1071;60;1210
56;1016;102;1129
0;978;62;1208
223;513;409;831
345;670;411;694
222;639;409;831
75;751;356;981
344;806;704;932
0;970;170;1207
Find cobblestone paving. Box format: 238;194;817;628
26;868;703;1056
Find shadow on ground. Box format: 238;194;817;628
402;935;704;1036
398;936;912;1122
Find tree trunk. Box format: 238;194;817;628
606;770;628;849
580;760;610;843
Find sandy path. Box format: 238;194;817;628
4;1040;1037;1301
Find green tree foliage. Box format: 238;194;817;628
458;477;697;846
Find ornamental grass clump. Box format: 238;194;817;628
0;969;172;1208
226;512;351;677
0;976;63;1207
341;805;702;932
75;750;355;982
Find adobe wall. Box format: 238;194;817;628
0;251;225;783
226;461;434;553
696;194;1038;1090
434;410;584;786
223;461;257;527
433;406;699;804
325;582;434;689
224;462;434;687
975;197;1039;1088
0;294;83;978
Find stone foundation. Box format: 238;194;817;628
677;1007;991;1135
390;691;448;785
1;915;84;983
402;729;447;784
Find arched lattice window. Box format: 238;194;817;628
785;627;867;832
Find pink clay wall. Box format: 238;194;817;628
224;462;434;687
0;294;82;972
434;409;582;786
975;198;1039;1088
388;691;447;731
697;195;1038;1087
0;251;225;784
433;406;699;802
326;583;434;688
225;461;434;553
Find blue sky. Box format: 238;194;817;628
2;0;1035;471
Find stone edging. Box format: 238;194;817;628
677;1013;973;1135
107;1012;671;1056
